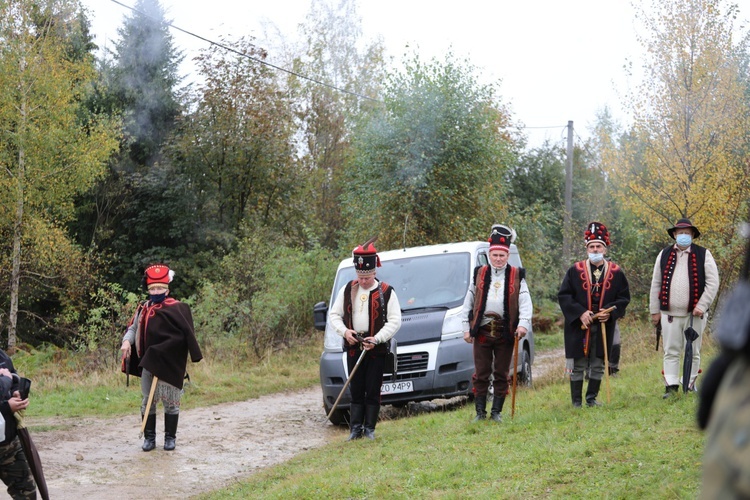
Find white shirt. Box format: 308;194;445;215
329;280;402;344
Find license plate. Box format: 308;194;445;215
381;380;413;394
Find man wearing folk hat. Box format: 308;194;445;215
558;222;630;407
328;239;401;440
461;224;533;422
649;218;719;398
120;264;203;451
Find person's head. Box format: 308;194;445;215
353;237;380;288
667;218;700;249
584;222;611;264
488;224;515;269
144;264;174;302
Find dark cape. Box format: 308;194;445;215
123;298;203;389
558;260;630;360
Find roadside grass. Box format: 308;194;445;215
198;318;715;499
12;334;324;421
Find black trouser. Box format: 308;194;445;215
346;348;386;407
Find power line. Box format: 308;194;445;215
108;0;382;103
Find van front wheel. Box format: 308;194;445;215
324;401;349;426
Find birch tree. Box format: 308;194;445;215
0;0;119;347
604;0;750;283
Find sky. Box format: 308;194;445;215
79;0;645;149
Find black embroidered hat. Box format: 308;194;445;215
489;224;515;253
667;218;701;239
584;222;611;247
352;237;380;275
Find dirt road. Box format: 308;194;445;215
29;387;343;499
27;348;564;499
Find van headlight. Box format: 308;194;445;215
441;308;465;339
323;327;343;351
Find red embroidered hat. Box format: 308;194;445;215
667;218;701;239
584;222;611;247
488;224;515;253
352;237;380;275
144;264;174;289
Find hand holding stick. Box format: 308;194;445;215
580;305;618;329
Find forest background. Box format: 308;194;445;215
0;0;748;369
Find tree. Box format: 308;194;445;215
109;0;182;169
0;0;120;348
288;0;387;248
172;37;300;235
343;52;518;249
604;0;750;285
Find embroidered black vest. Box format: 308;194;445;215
342;280;393;353
468;265;524;340
659;244;707;313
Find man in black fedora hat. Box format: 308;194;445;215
649;218;719;398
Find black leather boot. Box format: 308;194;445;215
363;405;380;440
164;413;179;451
570;380;584;408
347;404;364;441
142;413;156;452
663;384;679;399
473;395;487;421
586;378;602;407
490;396;505;422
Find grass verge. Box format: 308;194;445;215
196;318;714;499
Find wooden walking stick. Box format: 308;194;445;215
511;333;519;419
139;375;158;437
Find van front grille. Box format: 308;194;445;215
397;352;429;372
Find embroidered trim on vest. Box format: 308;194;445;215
342;280;392;353
659;245;706;313
469;266;521;339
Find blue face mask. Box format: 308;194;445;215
150;293;167;304
588;252;604;264
675;234;692;247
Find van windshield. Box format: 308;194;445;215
333;252;471;310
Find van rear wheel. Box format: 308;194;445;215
520;349;533;387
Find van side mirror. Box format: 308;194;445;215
313;301;328;331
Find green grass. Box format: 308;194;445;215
196;318;713;499
10;320;714;498
12;335;323;420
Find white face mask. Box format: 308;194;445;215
588;252;604;264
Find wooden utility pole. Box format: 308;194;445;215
562;121;574;275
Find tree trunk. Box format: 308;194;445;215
9;87;27;350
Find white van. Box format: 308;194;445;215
314;241;534;425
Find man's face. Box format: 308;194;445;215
357;273;376;288
489;249;509;268
586;242;608;255
675;228;694;237
148;286;169;296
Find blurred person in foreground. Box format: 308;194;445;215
121;264;203;451
461;224;532;423
329;239;401;440
0;349;36;499
649;218;719;397
558;222;630;408
698;220;750;498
